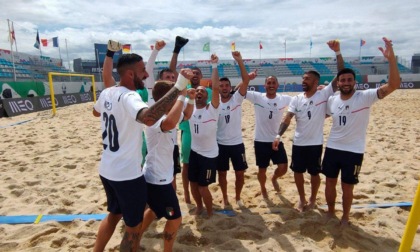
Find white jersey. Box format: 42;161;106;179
326;89;379;153
143;114;183;185
189;104;221;158
144;49;159;105
94;86;148;181
217;91;245;145
289;84;334;146
246;91;292;142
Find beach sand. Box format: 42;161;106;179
0;89;419;251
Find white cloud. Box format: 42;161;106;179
1;0;419;69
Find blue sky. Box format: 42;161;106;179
1;0;419;69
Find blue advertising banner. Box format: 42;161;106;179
94;43;122;65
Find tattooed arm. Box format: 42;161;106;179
137;69;193;126
272;112;294;150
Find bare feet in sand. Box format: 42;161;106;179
340;219;351;227
296;200;308;212
272;177;280;193
192;207;204;215
184;194;191;204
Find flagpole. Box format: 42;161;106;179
7;19;17;82
65;38;71;81
284;39;286;58
39;31;42;57
359;39;362;62
96;49;102;82
10;20;18;53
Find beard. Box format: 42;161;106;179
339;86;354;95
134;74;145;90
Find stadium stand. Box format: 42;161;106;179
0;48;414;82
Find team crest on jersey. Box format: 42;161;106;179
309;101;313;105
227;106;230;110
345;105;350;110
104;101;112;110
198;115;202;120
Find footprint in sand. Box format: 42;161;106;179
177;231;210;246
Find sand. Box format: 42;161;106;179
0;89;419;251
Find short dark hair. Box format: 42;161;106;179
337;68;356;80
152;81;174;101
305;70;320;80
117;54;143;76
158;68;174;79
219;77;231;85
190;67;202;74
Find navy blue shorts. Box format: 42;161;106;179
321;147;364;184
254;141;288;168
147;183;181;220
188;150;217;186
290;145;322;175
217;143;248;171
173;145;181;175
100;175;147;227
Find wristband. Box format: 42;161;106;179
275;134;281;140
174;74;189;91
187;99;195;105
212;63;218;69
335;51;341;56
106;50;115;58
177;95;186;102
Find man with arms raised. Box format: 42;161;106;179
169;36;212;204
216;51;250;208
188;53;220;217
139;69;195;251
92;52;189;251
273;40;344;212
322;37;400;226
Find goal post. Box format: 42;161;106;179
48;72;96;116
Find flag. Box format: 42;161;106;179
9;22;15;45
360;39;366;47
150;45;154;50
310;39;313;49
203;42;210;52
122;44;131;54
52;37;59;47
231;41;235;51
34;30;40;49
259;41;263;50
41;39;48;47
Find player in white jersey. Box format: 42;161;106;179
216;51;250;208
273;40;344;212
246;76;292;199
139;69;195;251
322;37;400;226
188;53;220;217
92;53;189;252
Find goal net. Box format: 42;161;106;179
48;72;96;116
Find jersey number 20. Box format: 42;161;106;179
102;112;120;152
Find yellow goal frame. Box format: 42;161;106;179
48;72;96;116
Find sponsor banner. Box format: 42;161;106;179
0;99;5;118
355;81;420;90
244;81;420;93
2;91;101;117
